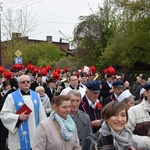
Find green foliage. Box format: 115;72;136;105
3;0;150;72
72;0;150;72
101;0;150;71
2;40;65;67
53;57;77;72
73;0;118;69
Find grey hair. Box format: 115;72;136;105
123;95;135;103
67;89;81;98
18;75;31;83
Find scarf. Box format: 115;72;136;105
99;122;133;150
50;111;75;141
40;95;45;102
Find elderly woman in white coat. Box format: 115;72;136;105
33;95;82;150
35;86;52;116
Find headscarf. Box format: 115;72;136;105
50;110;75;141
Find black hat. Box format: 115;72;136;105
3;80;10;87
144;82;150;90
37;74;42;78
85;80;100;93
25;70;32;74
107;74;112;78
112;80;124;88
47;78;56;83
32;73;36;77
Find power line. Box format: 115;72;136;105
2;0;43;9
2;0;29;6
26;0;43;7
42;21;76;25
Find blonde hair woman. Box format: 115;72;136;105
35;86;52;116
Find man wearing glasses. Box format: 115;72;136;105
1;74;47;150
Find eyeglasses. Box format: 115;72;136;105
19;80;31;84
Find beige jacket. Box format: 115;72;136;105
33;117;82;150
127;99;150;150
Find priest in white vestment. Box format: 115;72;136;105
0;74;47;150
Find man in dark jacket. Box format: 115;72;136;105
79;80;103;133
100;74;113;105
103;80;124;107
45;78;56;103
30;74;47;91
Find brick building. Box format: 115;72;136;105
1;33;70;66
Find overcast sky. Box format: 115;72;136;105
1;0;103;42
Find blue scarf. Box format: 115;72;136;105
12;89;40;150
50;110;75;141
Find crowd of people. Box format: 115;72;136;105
0;64;150;150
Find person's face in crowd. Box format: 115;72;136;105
15;71;19;77
137;77;141;83
54;100;71;119
86;90;99;103
18;75;31;92
69;76;78;88
124;98;134;110
114;87;123;96
67;72;71;77
141;79;146;86
70;94;81;115
36;90;44;97
30;75;36;82
62;72;67;78
124;81;130;89
80;77;88;85
107;77;113;83
37;77;42;83
49;82;56;89
19;71;24;76
4;84;11;91
107;108;127;134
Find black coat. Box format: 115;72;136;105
79;95;101;133
83;131;136;150
83;131;116;150
102;93;117;107
0;96;8;141
45;87;55;103
30;81;47;91
100;80;112;100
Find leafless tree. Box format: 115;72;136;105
2;6;38;40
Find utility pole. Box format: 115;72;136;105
59;30;73;49
59;30;70;42
0;2;2;65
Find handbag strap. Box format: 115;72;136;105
53;121;67;150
